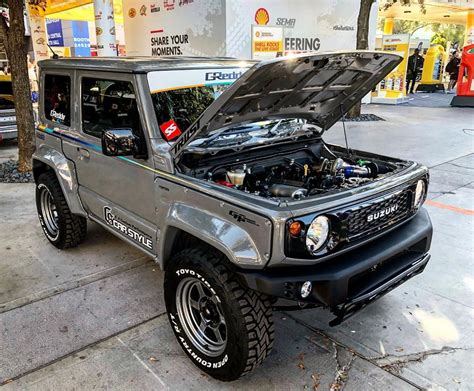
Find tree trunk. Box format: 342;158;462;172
346;0;375;119
0;0;35;172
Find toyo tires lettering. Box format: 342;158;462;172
175;269;221;302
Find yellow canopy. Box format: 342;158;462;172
30;0;123;24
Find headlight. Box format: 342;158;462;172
306;215;330;254
414;180;426;208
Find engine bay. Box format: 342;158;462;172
181;143;409;201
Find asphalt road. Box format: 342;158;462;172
0;102;473;390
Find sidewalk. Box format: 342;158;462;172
1;103;473;390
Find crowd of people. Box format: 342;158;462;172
406;48;461;95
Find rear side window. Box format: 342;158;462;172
44;74;71;127
81;78;140;139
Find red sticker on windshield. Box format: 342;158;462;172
160;119;182;141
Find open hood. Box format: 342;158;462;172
171;51;402;158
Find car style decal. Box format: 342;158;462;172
37;124;160;174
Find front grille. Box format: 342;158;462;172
337;188;413;241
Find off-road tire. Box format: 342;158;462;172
36;172;87;249
164;247;275;381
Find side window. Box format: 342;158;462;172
81;78;141;139
44;74;71;127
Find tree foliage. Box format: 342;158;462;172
381;0;426;14
431;24;466;49
378;18;427;34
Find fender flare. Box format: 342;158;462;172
160;203;265;269
32;145;86;216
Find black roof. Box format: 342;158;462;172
38;56;255;73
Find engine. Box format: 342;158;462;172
206;154;397;200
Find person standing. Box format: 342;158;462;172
406;49;424;94
445;51;461;94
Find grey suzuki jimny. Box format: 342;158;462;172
33;52;432;381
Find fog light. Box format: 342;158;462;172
300;281;312;298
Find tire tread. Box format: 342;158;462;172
37;172;87;248
172;246;275;378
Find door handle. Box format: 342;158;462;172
78;148;90;161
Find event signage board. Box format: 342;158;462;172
420;45;445;84
226;0;377;58
251;25;284;60
93;0;117;56
123;0;376;58
71;20;91;57
46;19;64;46
123;0;226;57
376;34;410;101
29;15;50;61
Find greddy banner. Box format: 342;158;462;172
147;67;249;93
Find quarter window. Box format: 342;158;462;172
44;74;71;127
81;78;140;139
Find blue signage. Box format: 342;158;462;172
71;21;91;57
46;19;63;47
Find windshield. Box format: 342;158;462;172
147;67;249;142
151;85;225;133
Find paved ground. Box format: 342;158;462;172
404;90;456;108
0;102;473;390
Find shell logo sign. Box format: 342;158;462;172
255;8;269;25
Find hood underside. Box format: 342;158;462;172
171;51;402;158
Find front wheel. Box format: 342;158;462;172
164;247;274;381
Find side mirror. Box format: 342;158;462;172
102;128;136;157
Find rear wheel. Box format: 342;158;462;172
164;246;274;381
36;172;87;249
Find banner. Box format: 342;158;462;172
377;34;410;100
46;19;64;46
93;0;116;56
251;25;283;60
28;13;50;60
123;0;226;57
226;0;377;58
147;67;249;93
123;0;377;59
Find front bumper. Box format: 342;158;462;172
237;207;432;325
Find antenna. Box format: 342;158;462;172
340;104;351;157
47;44;59;59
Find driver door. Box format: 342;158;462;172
61;70;157;253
